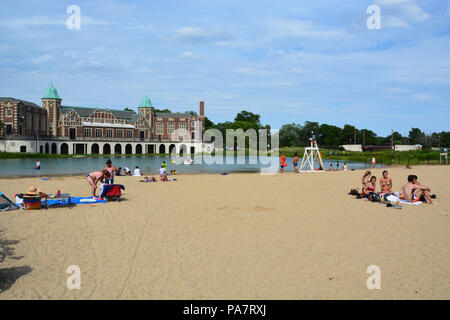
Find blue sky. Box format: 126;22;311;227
1;0;449;136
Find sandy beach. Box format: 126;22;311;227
0;165;449;299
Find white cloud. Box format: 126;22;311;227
264;19;346;40
32;54;54;64
383;16;411;28
173;27;231;43
411;93;433;101
178;51;199;59
375;0;430;28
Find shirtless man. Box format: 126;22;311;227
379;170;392;194
402;175;433;204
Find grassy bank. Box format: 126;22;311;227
279;147;445;166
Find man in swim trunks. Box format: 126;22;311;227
380;170;392;194
86;170;110;198
293;153;299;173
402;175;433;204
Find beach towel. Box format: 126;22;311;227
16;197;106;208
399;199;422;205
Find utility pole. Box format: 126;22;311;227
354;128;356;145
363;129;365;146
391;129;394;155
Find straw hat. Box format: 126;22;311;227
25;186;40;196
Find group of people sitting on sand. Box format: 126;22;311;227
359;170;435;204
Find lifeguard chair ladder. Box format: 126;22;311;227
299;132;325;172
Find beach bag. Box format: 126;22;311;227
23;197;43;210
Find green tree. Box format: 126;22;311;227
234;110;260;125
154;108;171;113
341;124;357;144
123;107;135;113
203;116;215;130
318;124;342;148
408;128;424;145
279;123;303;147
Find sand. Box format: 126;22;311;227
0;165;449;299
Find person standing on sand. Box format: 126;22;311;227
371;157;376;168
34;159;40;176
292;153;299;173
402;175;433;204
280;153;286;173
342;162;348;171
86;170;110;198
103;159;118;184
380;170;392;194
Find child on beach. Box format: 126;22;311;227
34;159;40;176
159;166;168;181
293;153;299;173
133;166;141;176
103;160;118;184
371;157;376;168
86;170;111;198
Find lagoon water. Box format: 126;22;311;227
0;156;380;177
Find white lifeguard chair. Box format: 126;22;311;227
299;131;325;172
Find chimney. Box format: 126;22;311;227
199;101;204;117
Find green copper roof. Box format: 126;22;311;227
42;85;61;100
139;96;153;108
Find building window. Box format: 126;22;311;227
96;129;103;138
5;124;13;135
191;132;195;139
84;128;92;137
156;122;164;135
116;130;123;138
49;122;53;130
168;122;175;134
106;129;113;138
126;130;133;139
6;109;12;117
191;120;196;128
178;122;186;133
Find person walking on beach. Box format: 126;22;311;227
86;170;110;198
342;162;348;171
371;157;376;168
292;153;299;173
103;159;117;184
280;153;286;173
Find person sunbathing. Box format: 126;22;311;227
362;170;371;190
402;175;433;204
363;176;377;196
86;170;111;198
380;170;392;194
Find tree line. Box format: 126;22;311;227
278;122;450;149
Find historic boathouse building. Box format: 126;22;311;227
0;85;210;155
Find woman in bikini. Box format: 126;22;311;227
86;170;110;198
363;176;377;196
380;170;392;194
362;170;371;190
